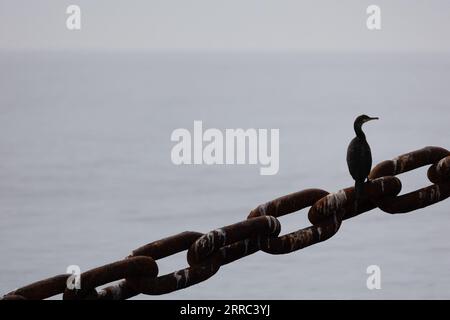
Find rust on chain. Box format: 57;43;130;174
377;182;450;214
126;232;266;294
261;219;343;254
63;256;158;300
248;188;329;219
260;177;401;254
95;280;138;300
428;155;450;184
3;274;69;300
1;294;27;300
126;231;220;295
369;146;449;179
246;188;335;254
2;145;450;300
218;238;261;265
308;177;402;225
119;231;221;295
187;216;281;266
131;231;203;259
369;147;450;214
127;253;222;295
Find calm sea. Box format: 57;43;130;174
0;51;449;298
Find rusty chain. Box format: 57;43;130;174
2;146;449;300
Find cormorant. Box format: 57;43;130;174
346;114;378;208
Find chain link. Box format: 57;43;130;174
2;146;449;300
369;147;450;213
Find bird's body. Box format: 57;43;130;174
347;136;372;183
346;114;378;207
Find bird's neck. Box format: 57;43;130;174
354;123;366;139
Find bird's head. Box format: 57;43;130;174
355;114;379;126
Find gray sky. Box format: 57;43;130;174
1;0;450;52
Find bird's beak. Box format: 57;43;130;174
367;117;379;122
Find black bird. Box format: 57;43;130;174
347;114;378;207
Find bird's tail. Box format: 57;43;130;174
354;179;365;212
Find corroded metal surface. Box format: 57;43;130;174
247;188;340;254
1;294;27;300
377;182;450;214
2;145;450;300
308;176;402;224
4;274;70;300
131;231;204;259
187;216;281;266
428;155;450;184
127;254;222;295
369;146;449;178
218;238;261;265
248;188;329;219
63;256;158;300
128;231;220;295
369;146;449;214
96;280;137;300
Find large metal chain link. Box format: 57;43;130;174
2;146;449;300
